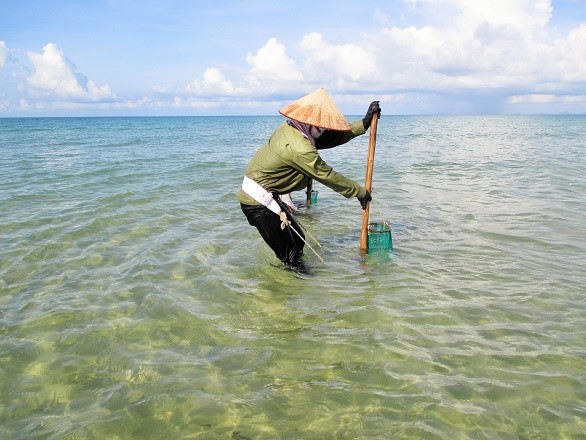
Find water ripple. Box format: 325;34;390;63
1;116;585;439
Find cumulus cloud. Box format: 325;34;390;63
186;67;236;95
299;33;375;83
551;24;586;83
368;0;584;111
185;33;376;100
240;37;305;95
182;0;583;113
246;37;303;83
26;43;114;101
186;38;303;98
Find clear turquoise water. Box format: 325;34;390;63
1;115;585;439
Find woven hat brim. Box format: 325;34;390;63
279;88;351;131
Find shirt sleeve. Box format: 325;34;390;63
314;119;366;150
287;141;367;199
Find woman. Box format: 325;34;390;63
239;88;380;268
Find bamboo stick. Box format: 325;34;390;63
360;114;379;252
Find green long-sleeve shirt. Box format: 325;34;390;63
238;119;368;206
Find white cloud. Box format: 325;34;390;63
551;24;586;83
1;1;584;115
508;94;585;104
186;38;303;98
508;94;556;104
186;67;236;95
453;0;552;35
373;9;391;25
246;37;303;83
370;0;584;97
184;33;375;99
299;33;376;83
26;43;114;101
0;41;6;68
180;0;584;115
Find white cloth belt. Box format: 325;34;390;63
242;176;282;215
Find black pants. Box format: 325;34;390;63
241;203;305;267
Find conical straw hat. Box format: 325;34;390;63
279;88;351;131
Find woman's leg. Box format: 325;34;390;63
241;204;304;266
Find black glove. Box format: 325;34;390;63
363;101;381;129
358;191;372;210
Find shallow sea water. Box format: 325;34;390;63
1;115;585;439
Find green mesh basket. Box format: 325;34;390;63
310;190;318;205
368;222;392;251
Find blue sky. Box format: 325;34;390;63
1;0;584;116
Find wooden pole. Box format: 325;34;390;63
360;114;379;252
306;178;313;206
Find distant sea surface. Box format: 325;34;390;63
1;115;585;439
